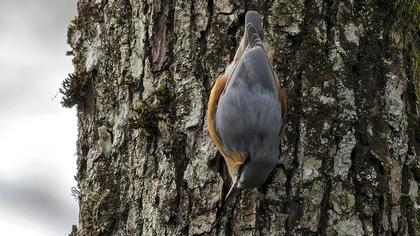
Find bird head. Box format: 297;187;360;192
224;146;279;199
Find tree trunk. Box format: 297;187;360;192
63;0;419;235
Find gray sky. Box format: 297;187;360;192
0;0;79;235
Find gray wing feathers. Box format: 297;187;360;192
216;46;282;156
216;83;282;155
224;46;278;96
215;10;282;188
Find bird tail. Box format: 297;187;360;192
244;11;264;49
232;11;267;65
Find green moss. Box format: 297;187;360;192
138;100;152;119
80;188;118;235
314;27;327;46
154;83;170;108
129;83;171;136
125;73;135;84
129;99;159;137
81;189;101;231
70;16;78;27
60;73;87;108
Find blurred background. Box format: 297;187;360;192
0;0;79;235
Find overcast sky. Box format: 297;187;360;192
0;0;79;235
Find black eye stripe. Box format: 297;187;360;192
245;152;251;164
237;164;244;178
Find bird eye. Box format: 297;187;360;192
236;152;250;178
245;152;251;164
237;163;245;178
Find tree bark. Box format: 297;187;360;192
63;0;419;235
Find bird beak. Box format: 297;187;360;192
225;161;245;200
225;176;238;200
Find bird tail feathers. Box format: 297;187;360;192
244;11;264;48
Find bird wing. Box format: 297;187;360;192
216;45;282;155
207;74;245;175
243;11;287;124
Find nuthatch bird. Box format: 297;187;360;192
207;11;287;198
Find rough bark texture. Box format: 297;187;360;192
64;0;419;235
